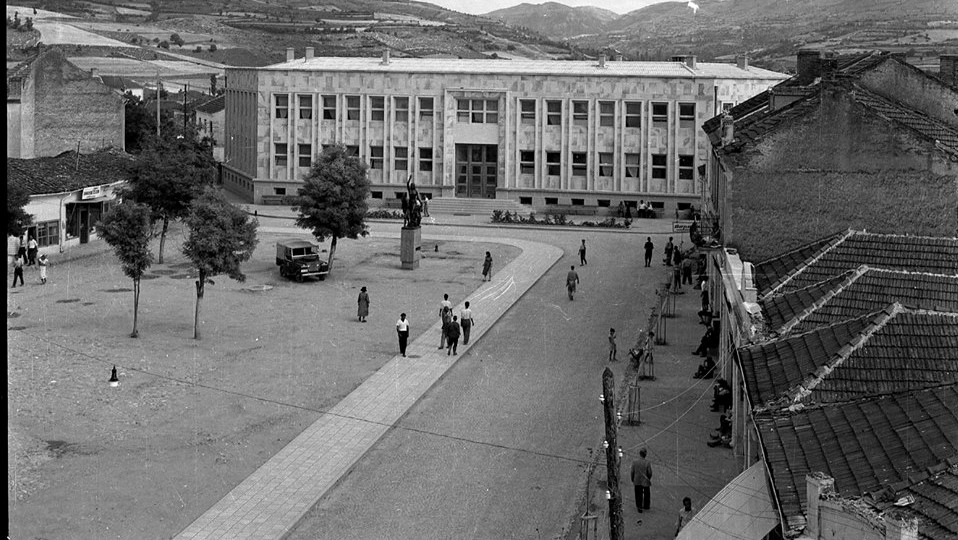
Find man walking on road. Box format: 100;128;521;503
631;448;652;513
11;254;25;287
396;313;410;357
445;315;461;355
579;239;587;266
644;237;654;267
460;301;474;345
566;265;579;301
438;294;453;349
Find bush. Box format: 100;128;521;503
158;40;170;49
194;46;203;52
365;209;403;219
208;43;217;52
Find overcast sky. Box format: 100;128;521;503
431;0;674;16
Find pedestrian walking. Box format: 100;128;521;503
579;239;588;266
608;328;618;362
672;265;683;293
644;237;654;267
439;306;452;349
357;286;369;322
681;256;694;285
445;315;461;355
482;251;493;281
17;235;27;262
664;237;675;266
566;265;579;301
37;254;48;284
422;196;429;217
27;235;38;266
631;448;652;513
673;245;684;268
396;313;410;357
460;301;474;345
675;497;694;537
11;254;25;287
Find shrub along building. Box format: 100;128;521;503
222;49;787;211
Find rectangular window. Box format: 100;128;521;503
370;96;385;121
546;100;562;126
625;153;640;178
520;150;535;174
571;198;584;206
520;196;533;205
298;95;312;119
346;96;360;121
457;99;499;124
346;145;359;157
419;97;434;120
394;146;408;171
545;197;558;205
36;220;59;247
625;102;641;128
370;146;383;169
679;103;695;124
652;102;668;124
572;100;588;127
652;154;667;179
322;95;336;120
273;187;286;196
546;151;561;176
274;143;288;166
457;98;470;122
394;97;409;122
572;152;587;177
419;147;433;172
298;144;311;167
678;154;694;179
599;101;615;127
598;152;613;177
520;99;536;125
275;94;289;119
484;99;498;123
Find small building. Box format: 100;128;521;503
7;148;134;255
194;94;225;162
6;48;125;159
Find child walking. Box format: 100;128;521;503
37;254;48;284
609;328;618;362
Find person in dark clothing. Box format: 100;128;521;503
566;265;580;300
460;301;474;345
631;448;653;512
693;356;715;379
579;239;587;266
711;378;732;412
664;237;674;266
445;315;461;355
643;237;654;267
11;254;25;287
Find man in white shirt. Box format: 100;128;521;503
396;313;410;357
460;301;474;345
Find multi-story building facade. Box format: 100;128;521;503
223;50;787;211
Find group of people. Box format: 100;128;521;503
390;293;478;358
11;234;48;287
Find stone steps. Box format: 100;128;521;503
426;197;533;216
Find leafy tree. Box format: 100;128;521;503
293;145;370;273
182;187;258;339
158;40;170;49
123;91;164;153
123;127;216;263
99;202;154;338
170;33;184;47
7;182;33;237
208;43;217;53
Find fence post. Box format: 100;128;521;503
601;368;624;540
625;382;641;424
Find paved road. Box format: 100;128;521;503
285;227;666;539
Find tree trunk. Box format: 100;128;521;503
158;216;170;264
131;277;140;338
193;270;205;339
327;236;338;272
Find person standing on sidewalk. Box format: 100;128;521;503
664;237;675;266
608;328;618;362
482;252;493;282
357;286;369;322
37;254;49;284
396;313;410;357
644;237;654;267
631;448;652;513
445;315;461;355
460;301;474;345
11;254;25;287
579;239;588;266
675;497;694;537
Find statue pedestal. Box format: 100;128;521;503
400;227;421;270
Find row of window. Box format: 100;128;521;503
274;94;696;128
519;152;695;179
274;143;434;171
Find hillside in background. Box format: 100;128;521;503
485;2;617;39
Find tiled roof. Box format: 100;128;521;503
871;464;958;540
7;149;134;196
258;57;790;80
718;91;822;153
98;75;145;90
852;87;958;153
195;94;224;114
761;231;958;298
757;384;958;534
761;267;958;334
754;231;848;296
740;305;958;410
701;89;770;135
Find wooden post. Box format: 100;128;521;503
626;382;641;424
156;72;161;137
602;367;624;540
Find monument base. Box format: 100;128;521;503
400;227;421;270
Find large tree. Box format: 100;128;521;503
98;201;154;338
7;182;33;237
182;187;258;339
293;144;370;272
123;127;216;263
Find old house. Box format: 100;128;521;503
194;94;225;162
6;48;125;159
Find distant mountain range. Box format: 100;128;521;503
484;2;618;38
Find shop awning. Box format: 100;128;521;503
677;460;780;540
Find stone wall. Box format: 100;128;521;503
858;59;958;127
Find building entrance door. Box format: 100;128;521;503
79;207;89;244
455;144;497;198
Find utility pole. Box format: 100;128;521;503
602;367;624;540
155;71;161;137
183;82;188;131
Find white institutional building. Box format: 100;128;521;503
223;50;787;212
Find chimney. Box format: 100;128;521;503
885;517;919;540
796;49;822;85
597;55;606;68
736;55;748;70
286;47;294;62
940;55;958;87
381;49;391;65
720;113;734;146
821;51;839;80
804;473;835;539
686;55;696;69
305;47;314;60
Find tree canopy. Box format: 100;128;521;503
99;201;154;337
7;181;33;237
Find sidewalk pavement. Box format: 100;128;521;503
175;230;563;540
592;272;739;540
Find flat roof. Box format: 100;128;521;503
253;57;789;80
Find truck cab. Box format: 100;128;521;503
275;239;329;282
